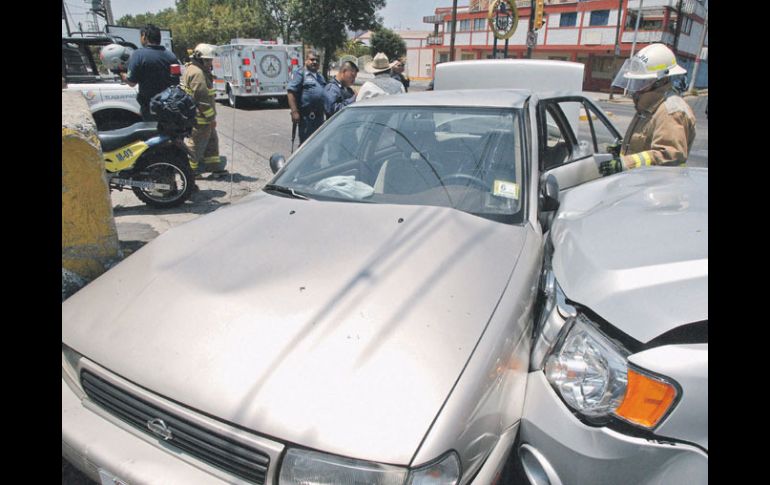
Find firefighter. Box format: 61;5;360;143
181;43;227;176
599;43;696;176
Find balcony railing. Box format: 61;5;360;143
621;30;674;45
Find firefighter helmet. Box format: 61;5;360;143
192;43;217;60
612;43;687;93
100;44;134;73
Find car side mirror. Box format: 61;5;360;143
540;174;560;212
269;153;287;174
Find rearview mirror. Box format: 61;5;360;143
269;153;286;174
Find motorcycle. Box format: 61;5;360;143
99;122;196;208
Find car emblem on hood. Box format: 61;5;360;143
147;418;173;440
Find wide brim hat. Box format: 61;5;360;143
366;52;391;74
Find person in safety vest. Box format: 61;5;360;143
287;50;327;145
181;43;227;176
599;43;696;176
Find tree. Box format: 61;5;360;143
259;0;302;44
117;0;275;60
293;0;385;78
334;39;370;61
369;27;406;62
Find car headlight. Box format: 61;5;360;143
543;314;679;428
279;448;460;485
407;452;460;485
545;314;629;419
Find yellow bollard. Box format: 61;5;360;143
62;91;121;299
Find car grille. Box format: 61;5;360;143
81;371;269;484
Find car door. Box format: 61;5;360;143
538;96;623;193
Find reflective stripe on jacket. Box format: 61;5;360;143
620;85;696;168
181;60;216;125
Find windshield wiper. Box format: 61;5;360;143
263;184;310;200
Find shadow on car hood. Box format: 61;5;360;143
550;167;707;343
62;193;528;465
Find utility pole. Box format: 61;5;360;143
62;0;71;36
103;0;114;25
449;0;458;61
608;0;623;100
624;0;644;97
672;0;683;52
525;2;535;59
687;11;707;94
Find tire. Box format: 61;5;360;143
131;148;195;208
227;85;239;108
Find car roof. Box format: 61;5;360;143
349;89;588;109
350;89;533;109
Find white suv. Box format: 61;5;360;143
62;36;141;131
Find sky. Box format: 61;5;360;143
63;0;448;35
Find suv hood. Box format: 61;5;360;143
550;168;707;343
62;193;528;464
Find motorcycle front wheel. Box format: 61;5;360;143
131;149;195;208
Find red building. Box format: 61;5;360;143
423;0;708;91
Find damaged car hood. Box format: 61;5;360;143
550;167;707;343
62;193;529;465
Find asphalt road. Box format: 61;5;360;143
62;86;707;484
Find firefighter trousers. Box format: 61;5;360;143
185;123;221;172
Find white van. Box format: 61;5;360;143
213;39;303;108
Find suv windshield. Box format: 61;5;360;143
272;106;526;224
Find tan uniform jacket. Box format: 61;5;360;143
181;61;217;125
620;85;696;169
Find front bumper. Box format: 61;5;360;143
518;372;707;485
62;374;282;485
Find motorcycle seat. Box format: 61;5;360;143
98;122;159;152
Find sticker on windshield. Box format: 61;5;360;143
493;180;519;199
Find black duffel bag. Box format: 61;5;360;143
149;85;197;136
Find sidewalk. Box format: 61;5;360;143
585;88;708;104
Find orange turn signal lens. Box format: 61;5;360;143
614;369;678;428
243;70;252;78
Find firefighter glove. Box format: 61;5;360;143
599;158;624;177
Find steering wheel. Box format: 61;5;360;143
441;173;488;190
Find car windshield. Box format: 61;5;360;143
272;106;526;224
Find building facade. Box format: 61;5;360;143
422;0;708;90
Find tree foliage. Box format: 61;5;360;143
116;0;386;74
293;0;385;77
117;0;275;60
335;39;370;61
370;27;406;62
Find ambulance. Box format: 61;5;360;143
213;39;303;109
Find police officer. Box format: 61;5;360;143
122;24;180;121
324;60;359;118
181;43;226;177
287;51;326;144
599;43;696;176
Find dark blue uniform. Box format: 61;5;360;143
324;78;356;118
287;69;326;143
126;45;180;120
